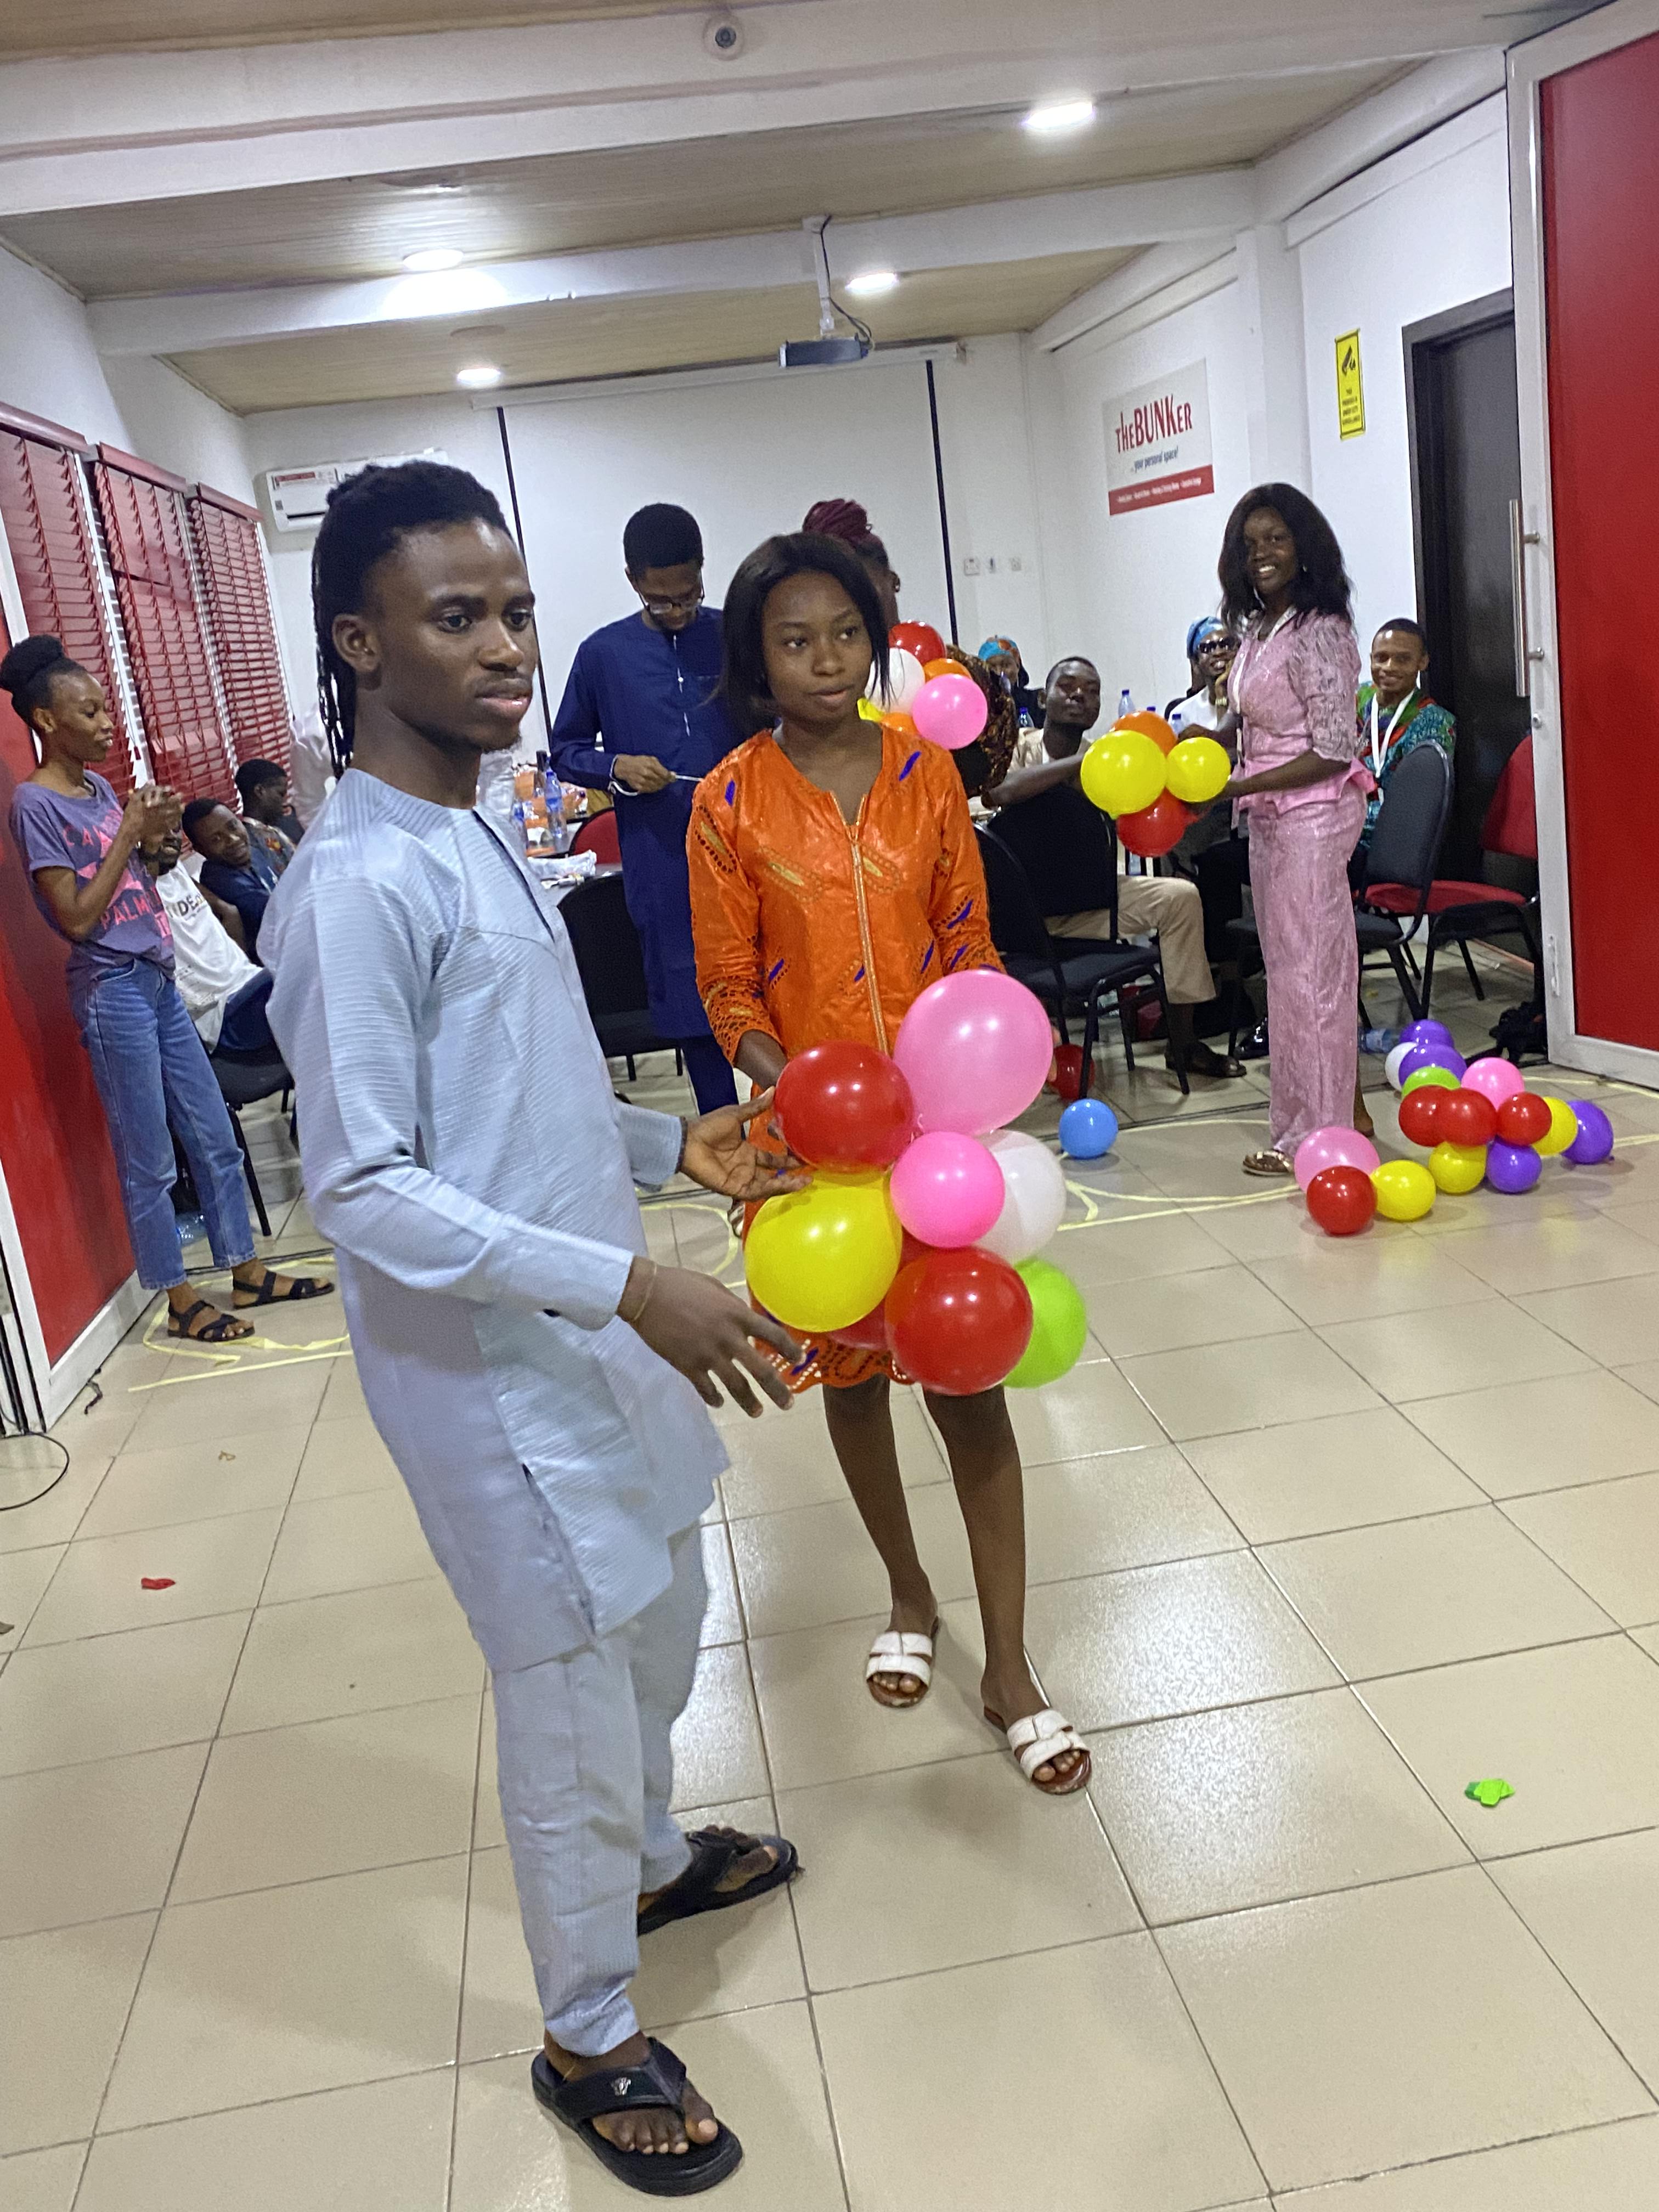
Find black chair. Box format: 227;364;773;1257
558;871;678;1079
977;823;1185;1098
208;1049;292;1239
1225;744;1452;1045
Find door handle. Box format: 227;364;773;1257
1509;499;1541;698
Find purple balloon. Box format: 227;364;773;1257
1485;1139;1543;1194
1400;1020;1455;1049
1564;1099;1615;1166
1399;1042;1466;1086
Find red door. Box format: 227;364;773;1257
1540;27;1659;1048
0;600;137;1364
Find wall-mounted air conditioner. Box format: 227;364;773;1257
261;450;450;533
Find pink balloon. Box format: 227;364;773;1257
1293;1125;1381;1192
889;1131;1005;1247
911;673;989;751
893;970;1054;1135
1462;1055;1526;1108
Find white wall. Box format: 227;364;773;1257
0;242;251;497
1035;277;1254;713
1296;96;1513;642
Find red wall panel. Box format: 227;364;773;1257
1542;30;1659;1048
0;604;136;1365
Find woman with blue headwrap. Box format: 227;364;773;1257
1165;616;1237;731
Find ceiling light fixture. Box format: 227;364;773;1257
1022;97;1097;136
456;363;504;389
845;269;900;298
402;246;465;272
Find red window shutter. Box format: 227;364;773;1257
0;406;139;795
93;444;234;804
188;485;292;772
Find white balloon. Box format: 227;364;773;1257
882;648;927;713
1384;1043;1413;1092
979;1130;1068;1263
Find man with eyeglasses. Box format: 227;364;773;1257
550;503;741;1111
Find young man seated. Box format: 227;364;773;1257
182;797;280;957
981;655;1243;1080
236;756;304;855
148;822;278;1058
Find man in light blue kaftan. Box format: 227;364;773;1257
266;764;751;2059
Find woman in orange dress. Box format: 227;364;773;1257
687;532;1087;1796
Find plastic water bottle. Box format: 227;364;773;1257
1118;687;1134;721
1169;706;1184;737
1360;1026;1401;1055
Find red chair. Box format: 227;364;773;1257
569;810;620;866
1364;736;1538;1015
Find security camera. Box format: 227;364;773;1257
703;10;744;59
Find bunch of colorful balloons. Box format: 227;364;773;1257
744;972;1088;1393
1076;707;1233;857
1298;1018;1616;1236
866;619;990;753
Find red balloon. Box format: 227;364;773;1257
890;620;945;667
884;1248;1032;1396
1051;1042;1085;1102
1306;1164;1378;1237
1497;1091;1552;1147
1116;791;1192;859
1397;1086;1445;1148
1437;1086;1499;1148
831;1304;891;1350
774;1042;916;1169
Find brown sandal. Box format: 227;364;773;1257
167;1299;253;1344
1242;1148;1294;1177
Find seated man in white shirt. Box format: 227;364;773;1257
982;655;1243;1080
148;824;278;1060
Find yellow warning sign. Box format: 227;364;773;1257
1335;330;1365;440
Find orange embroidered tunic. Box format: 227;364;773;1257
688;726;1000;1391
687;726;999;1064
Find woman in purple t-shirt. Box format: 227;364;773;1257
3;634;330;1338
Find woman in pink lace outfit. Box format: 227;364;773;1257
1206;485;1368;1175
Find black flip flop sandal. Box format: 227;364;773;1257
637;1826;799;1938
232;1269;334;1307
531;2039;743;2196
166;1299;252;1344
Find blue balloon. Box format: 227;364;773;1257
1058;1098;1118;1159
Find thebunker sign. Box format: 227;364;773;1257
1104;362;1215;516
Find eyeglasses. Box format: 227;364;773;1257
637;586;705;616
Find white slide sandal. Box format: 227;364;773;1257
865;1624;939;1709
985;1705;1092;1795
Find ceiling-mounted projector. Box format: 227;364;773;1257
780;335;871;368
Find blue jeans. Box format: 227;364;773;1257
676;1032;737;1115
76;958;256;1290
213;969;276;1058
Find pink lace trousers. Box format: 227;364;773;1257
1249;785;1365;1156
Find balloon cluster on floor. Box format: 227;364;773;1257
868;619;991;753
744;973;1088;1393
1072;707;1233;856
1298;1020;1615;1235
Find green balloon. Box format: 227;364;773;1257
1005;1258;1088;1389
1402;1064;1459;1094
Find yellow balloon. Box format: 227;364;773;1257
1372;1158;1437;1221
1164;735;1232;805
744;1169;903;1334
1429;1140;1486;1194
1534;1097;1579;1157
1079;731;1166;817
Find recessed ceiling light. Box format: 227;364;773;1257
846;269;900;298
402;246;464;272
456;363;504;388
1022;98;1097;135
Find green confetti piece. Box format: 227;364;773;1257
1464;1778;1515;1809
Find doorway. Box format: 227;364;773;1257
1405;290;1532;881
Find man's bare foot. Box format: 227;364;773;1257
544;2032;719;2157
868;1581;939;1705
982;1662;1088;1790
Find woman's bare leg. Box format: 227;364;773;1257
822;1374;937;1699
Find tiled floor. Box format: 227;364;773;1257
7;963;1659;2208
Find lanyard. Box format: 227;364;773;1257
1367;685;1419;778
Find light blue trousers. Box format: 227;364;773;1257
492;1522;704;2055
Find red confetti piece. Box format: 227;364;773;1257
140;1577;176;1590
